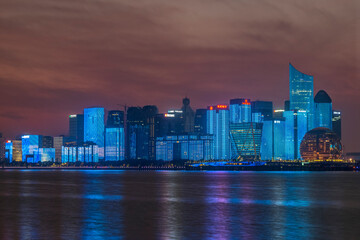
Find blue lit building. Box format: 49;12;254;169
84;107;105;158
69;114;84;144
289;63;314;130
105;127;125;161
207;105;230;160
22;135;42;163
62;143;99;163
283;110;308;160
33;148;55;162
314;90;332;129
5;141;12;162
229;99;251;123
155;135;213;161
260;119;286;160
230;123;263;160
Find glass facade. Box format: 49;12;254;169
230;123;263;160
332;111;341;139
105;127;125;161
69;114;84;144
22;135;41;163
5;141;12;162
207;105;230;160
62;144;99;163
260;120;286;160
155;135;213;161
230;99;251;124
84;108;104;158
289;63;314;130
33;148;55;162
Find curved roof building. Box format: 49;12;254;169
314;90;333;129
300;127;342;161
289;63;314;130
314;90;332;103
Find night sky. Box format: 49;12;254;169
0;0;358;151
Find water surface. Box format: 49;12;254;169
0;170;359;239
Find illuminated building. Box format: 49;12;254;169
5;141;12;162
33;148;55;162
194;109;207;134
155;135;213;161
260;119;285;160
251;101;273;121
289;63;314;130
230;123;263;160
107;110;124;127
105;127;125;161
61;142;99;163
84;107;104;158
207;105;230;160
300;128;342;161
332;110;341;139
22;135;42;163
314;90;332;129
69;114;84;144
283;110;308;160
229;99;251;123
53;136;64;163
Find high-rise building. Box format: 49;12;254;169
84;107;105;158
314;90;332;129
6;140;22;162
69;114;84;144
107;110;124;127
207;105;230;160
21;135;42;163
289;63;314;130
53;136;64;163
194;109;207;134
105;127;125;161
260;119;286;160
42;136;53;148
230;123;263;160
230;99;251;123
251;101;273;121
283;110;308;160
332;110;341;139
181;98;195;133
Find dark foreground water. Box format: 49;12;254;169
0;170;359;240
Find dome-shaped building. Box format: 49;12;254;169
300;127;342;161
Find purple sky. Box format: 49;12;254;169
0;0;359;151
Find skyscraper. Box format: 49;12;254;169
314;90;332;129
230;98;251;123
105;127;125;161
260;119;285;160
22;135;42;163
194;109;207;134
69;114;84;144
251;101;273;121
332;110;341;139
207;105;230;160
289;63;314;130
84;107;105;158
107;110;124;127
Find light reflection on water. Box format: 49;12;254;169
0;170;359;239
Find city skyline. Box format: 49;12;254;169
0;0;358;151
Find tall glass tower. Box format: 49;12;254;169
207;105;230;160
84;107;105;158
289;63;314;130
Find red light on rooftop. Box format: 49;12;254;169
209;106;213;110
242;99;251;105
216;105;228;109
